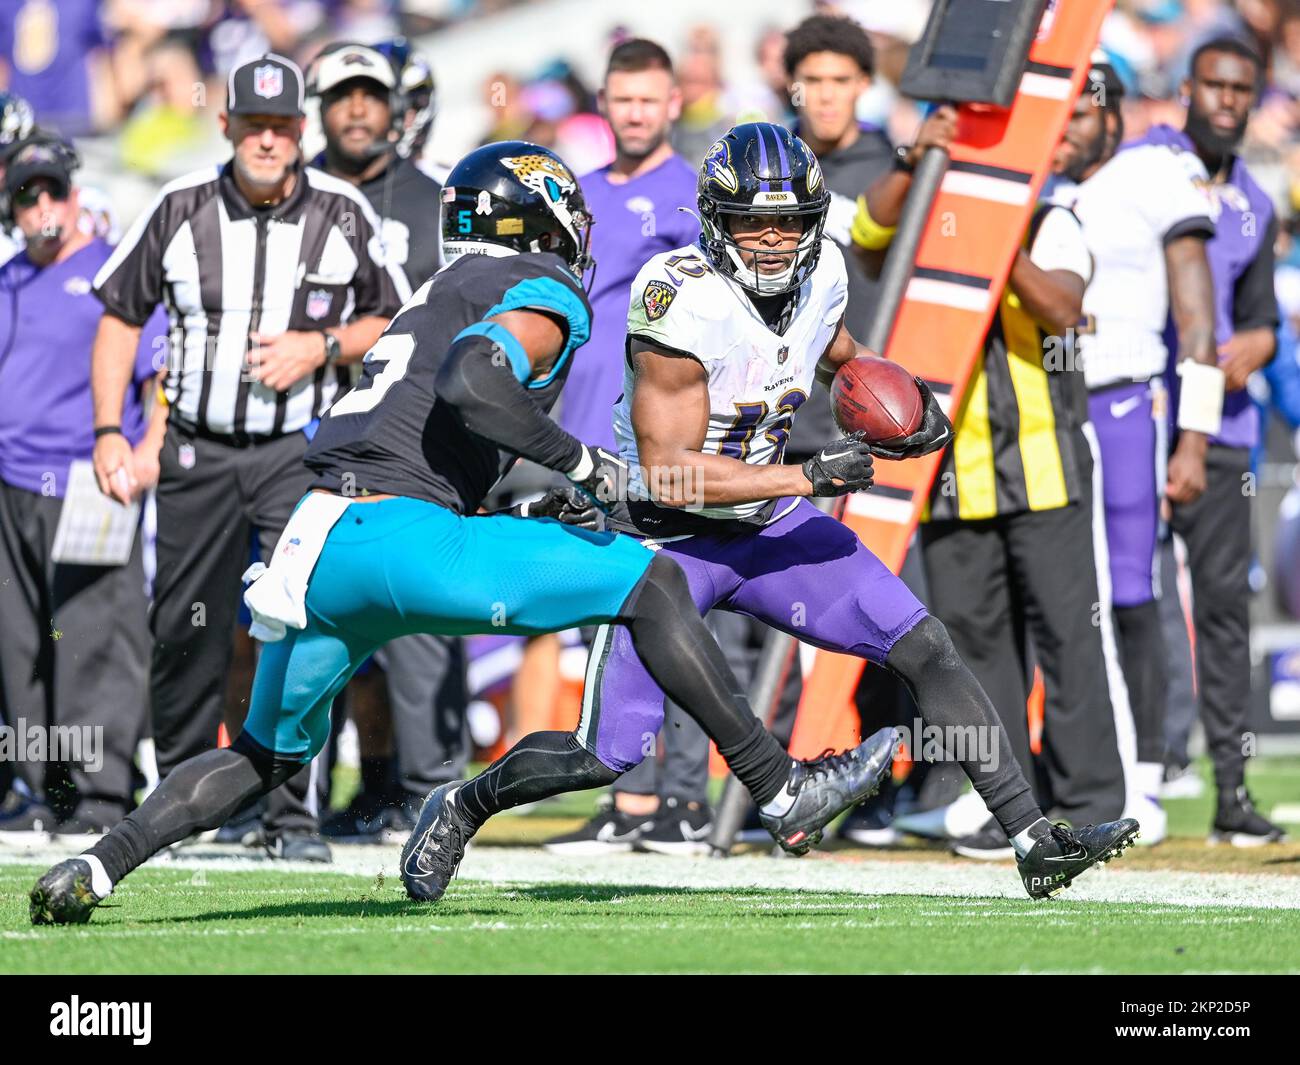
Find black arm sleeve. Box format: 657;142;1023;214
434;332;584;474
1234;212;1280;333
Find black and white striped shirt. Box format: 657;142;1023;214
94;162;410;437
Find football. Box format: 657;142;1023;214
830;355;924;443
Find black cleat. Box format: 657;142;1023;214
760;726;897;856
1209;787;1286;847
1018;818;1140;899
264;833;332;863
400;782;472;903
30;858;106;925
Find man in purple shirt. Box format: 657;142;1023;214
1134;36;1284;844
546;38;707;856
0;138;164;835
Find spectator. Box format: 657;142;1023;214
0;136;164;834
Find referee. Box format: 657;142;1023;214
306;41;468;840
89;54;409;861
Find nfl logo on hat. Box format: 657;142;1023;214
254;64;283;99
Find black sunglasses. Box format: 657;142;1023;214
13;180;69;209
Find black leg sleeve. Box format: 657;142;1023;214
886;616;1041;837
87;735;301;884
621;554;790;806
456;731;620;832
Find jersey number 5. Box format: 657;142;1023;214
326;333;416;417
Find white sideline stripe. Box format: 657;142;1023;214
906;277;990;313
4;842;1296;910
846;492;913;525
942;170;1032;206
1084;421;1140;806
1020;71;1073;100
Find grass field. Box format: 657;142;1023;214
3;756;1298;974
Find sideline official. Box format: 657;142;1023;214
89;54;408;861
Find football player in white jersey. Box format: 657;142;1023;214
1049;59;1221;838
444;123;1142;899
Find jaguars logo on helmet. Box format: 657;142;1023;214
696;122;831;296
440;141;594;279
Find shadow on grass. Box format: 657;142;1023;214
132;881;889;926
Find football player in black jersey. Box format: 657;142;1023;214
31;142;897;924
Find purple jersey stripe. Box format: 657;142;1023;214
773;129;792;191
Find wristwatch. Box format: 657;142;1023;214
892;143;917;174
321;331;342;365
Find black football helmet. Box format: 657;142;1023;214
440;141;593;278
373;37;436;159
697;122;831;296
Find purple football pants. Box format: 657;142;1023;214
1088;379;1167;608
576;498;929;771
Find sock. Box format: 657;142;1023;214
759;761;799;816
80;854;114;898
455;731;620;833
1012;817;1053;860
1135;761;1163;802
716;719;789;808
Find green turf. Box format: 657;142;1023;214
3;866;1298;974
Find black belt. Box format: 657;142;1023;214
170;419;293;449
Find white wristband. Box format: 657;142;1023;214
1176;361;1226;436
567;446;594;482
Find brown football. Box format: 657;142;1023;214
830;356;924;443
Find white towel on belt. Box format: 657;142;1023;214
242;493;352;642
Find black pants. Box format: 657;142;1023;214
150;424;321;836
1158;536;1198;768
920;500;1127;826
1168;446;1253;796
374;632;469;795
0;480;149;818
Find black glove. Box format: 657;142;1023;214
802;434;875;496
512;486;604;531
566;443;629;513
866;378;953;461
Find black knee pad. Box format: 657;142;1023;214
886;615;960;678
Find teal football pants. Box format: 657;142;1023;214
243;495;654;761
